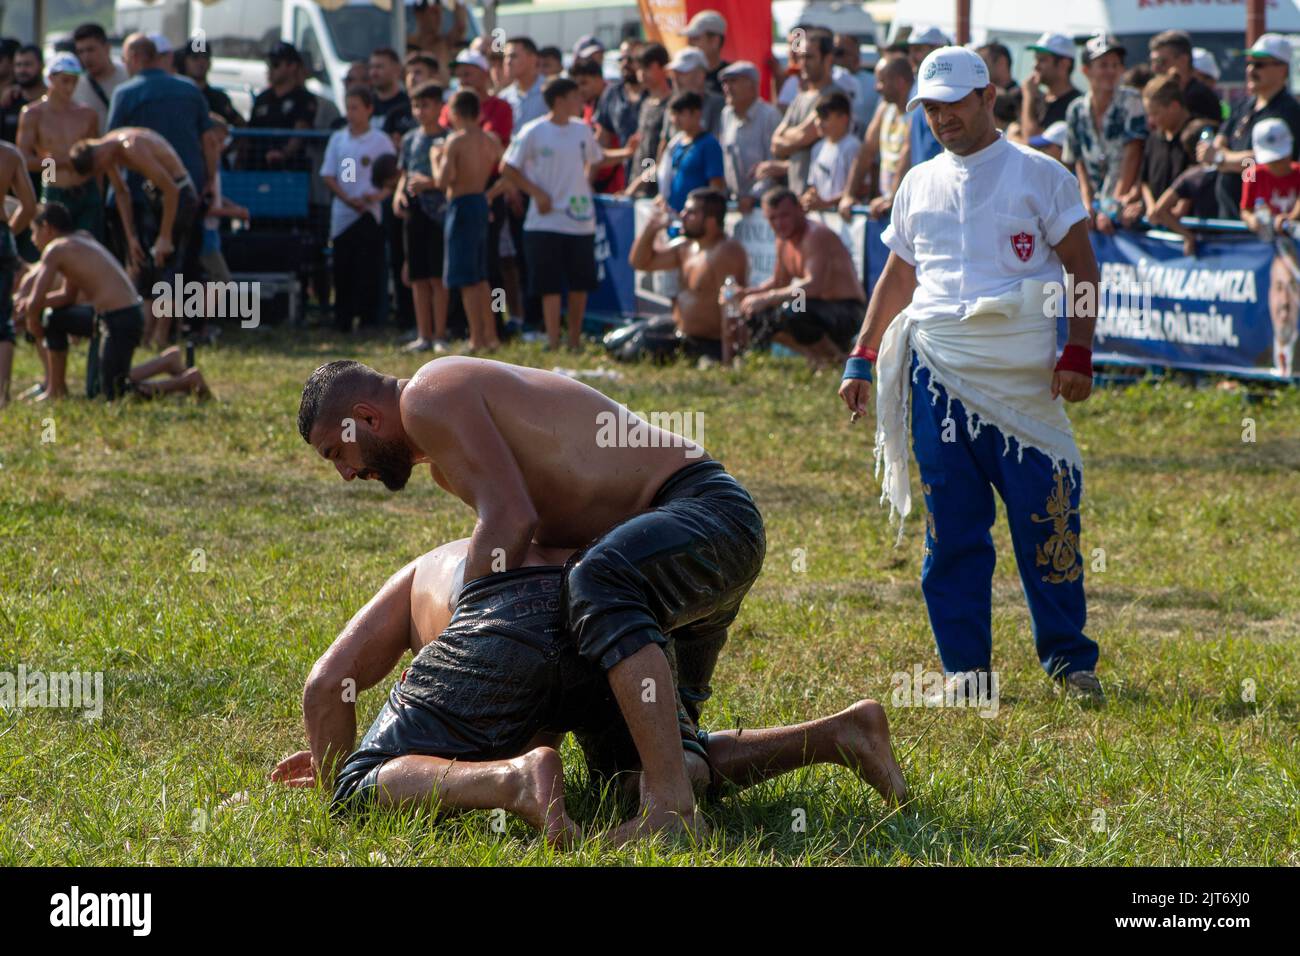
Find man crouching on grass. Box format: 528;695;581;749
298;355;774;842
272;538;908;847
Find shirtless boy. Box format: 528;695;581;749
298;357;768;839
70;127;202;344
16;52;101;238
17;201;145;400
0;139;37;406
735;186;867;367
629;187;748;363
272;537;907;847
432;90;502;352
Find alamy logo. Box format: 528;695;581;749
1;666;103;719
50;886;151;936
152;274;261;328
595;406;705;457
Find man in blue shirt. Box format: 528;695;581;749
104;33;214;344
664;91;725;212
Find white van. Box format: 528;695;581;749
113;0;482;117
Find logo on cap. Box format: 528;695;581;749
924;60;952;81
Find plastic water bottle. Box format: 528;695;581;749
1255;199;1275;241
1099;195;1120;221
721;276;739;321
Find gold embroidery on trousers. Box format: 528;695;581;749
1030;468;1081;584
921;482;936;556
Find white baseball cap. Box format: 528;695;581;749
1247;33;1293;65
684;10;727;38
1192;47;1220;81
148;32;172;56
453;49;491;73
668;47;709;73
1253;117;1293;164
44;51;84;80
907;46;990;112
907;26;951;48
1028;32;1075;60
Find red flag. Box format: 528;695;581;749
637;0;775;100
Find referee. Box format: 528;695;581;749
838;47;1104;702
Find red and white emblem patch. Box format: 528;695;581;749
1011;232;1034;262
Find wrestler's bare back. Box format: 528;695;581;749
39;234;140;314
408;538;575;651
113;127;188;181
401;357;707;548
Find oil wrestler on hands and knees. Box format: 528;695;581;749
838;47;1104;701
272;538;907;848
297;356;771;842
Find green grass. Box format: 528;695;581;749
1;326;1298;865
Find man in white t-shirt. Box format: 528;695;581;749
803;90;860;211
71;23;129;132
500;76;631;350
320;87;395;333
838;47;1106;702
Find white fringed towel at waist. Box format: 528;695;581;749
873;279;1083;541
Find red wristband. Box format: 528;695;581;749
1055;344;1093;378
850;344;878;362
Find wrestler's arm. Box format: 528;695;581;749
837;251;917;416
281;560;422;788
628;207;682;271
131;146;181;251
7;150;37;234
19;255;60;336
402;373;539;582
14;106;42;171
1050;219;1098;403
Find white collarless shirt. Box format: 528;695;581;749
882;133;1087;323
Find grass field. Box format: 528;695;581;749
2;327;1298;866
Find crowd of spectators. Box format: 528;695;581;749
3;10;1300;403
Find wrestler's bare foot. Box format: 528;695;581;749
511;747;580;849
833;699;908;805
34;387;67;402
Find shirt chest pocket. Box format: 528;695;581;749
996;214;1047;272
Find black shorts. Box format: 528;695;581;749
404;207;444;282
41;305;96;352
96;303;145;401
0;234;17;344
749;298;864;351
562;459;766;724
332;567;628;812
524;231;598;296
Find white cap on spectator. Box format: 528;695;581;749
453;49;491;73
1028;32;1075;60
1247;33;1293;65
1029;121;1069;149
719;60;759;83
668;47;709;73
684;10;728;38
1253;117;1293;164
44;51;83;80
149;32;172;55
907;26;951;48
906;46;990;112
577;44;604;60
1192;47;1220;80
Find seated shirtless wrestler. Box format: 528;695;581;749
271;538;908;848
